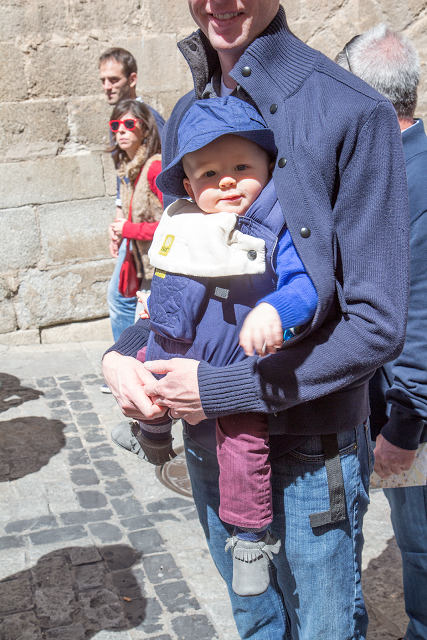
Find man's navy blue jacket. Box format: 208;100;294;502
113;6;410;439
370;119;427;450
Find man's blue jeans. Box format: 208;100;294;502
107;240;137;342
184;422;372;640
384;485;427;640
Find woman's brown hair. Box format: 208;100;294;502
108;99;161;168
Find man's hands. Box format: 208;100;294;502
373;433;417;478
240;303;283;356
102;352;168;421
144;359;207;425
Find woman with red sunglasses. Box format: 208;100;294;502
106;99;163;343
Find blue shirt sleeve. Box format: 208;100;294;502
257;227;318;330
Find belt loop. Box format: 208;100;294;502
309;433;347;528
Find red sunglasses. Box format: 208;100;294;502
109;118;142;133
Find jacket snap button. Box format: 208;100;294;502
189;42;197;51
300;227;311;238
247;250;257;261
241;66;251;77
270;104;278;114
278;157;287;168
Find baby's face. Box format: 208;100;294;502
182;134;273;215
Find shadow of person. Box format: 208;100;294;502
0;417;66;482
0;373;43;414
0;545;147;638
362;536;408;639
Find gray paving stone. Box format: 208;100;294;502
74;562;108;591
62;436;83;450
110;498;144;518
88;522;123;543
75;412;100;426
69;546;102;566
111;567;146;599
132;597;163;634
142;553;182;584
121;513;179;531
104;479;133;497
76;491;107;509
60;509;113;526
181;506;199;521
35;586;76;629
67;450;90;466
0;610;42;640
83;429;105;443
172;614;217;640
100;545;139;572
88;443;115;459
47;400;66;408
70;467;99;486
32;556;73;590
65;391;88;400
93;460;124;478
149;636;173;640
36;377;57;388
155;580;200;613
59;381;82;390
146;498;192;513
78;587;123;629
128;529;167;555
0;577;34;616
29;525;87;545
50;409;72;421
5;515;57;534
44;624;86;639
0;535;25;550
42;388;63;399
70;400;93;411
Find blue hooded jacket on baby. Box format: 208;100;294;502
146;97;318;368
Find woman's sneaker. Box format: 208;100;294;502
225;531;281;597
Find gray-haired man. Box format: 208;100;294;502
337;25;427;640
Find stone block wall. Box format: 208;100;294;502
1;0;426;343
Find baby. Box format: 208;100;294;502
135;97;317;597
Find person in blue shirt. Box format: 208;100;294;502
124;97;317;597
337;25;427;640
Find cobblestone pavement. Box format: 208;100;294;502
0;342;408;640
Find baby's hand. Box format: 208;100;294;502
136;291;150;319
239;303;283;356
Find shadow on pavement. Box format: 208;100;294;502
0;372;67;483
0;544;147;638
0;416;66;482
0;373;43;414
363;536;408;640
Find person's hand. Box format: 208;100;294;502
111;218;126;241
144;359;207;425
136;291;150;319
109;238;120;258
240;303;284;356
373;433;417;478
102;352;168;421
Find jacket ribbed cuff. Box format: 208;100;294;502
198;359;262;418
103;319;150;360
380;405;425;450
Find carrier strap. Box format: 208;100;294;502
309;433;347;528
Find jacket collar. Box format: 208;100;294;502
402;118;427;163
178;6;319;103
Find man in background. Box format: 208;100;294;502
99;48;165;382
337;25;427;640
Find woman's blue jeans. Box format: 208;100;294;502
107;240;137;342
384;484;427;640
184;422;373;640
